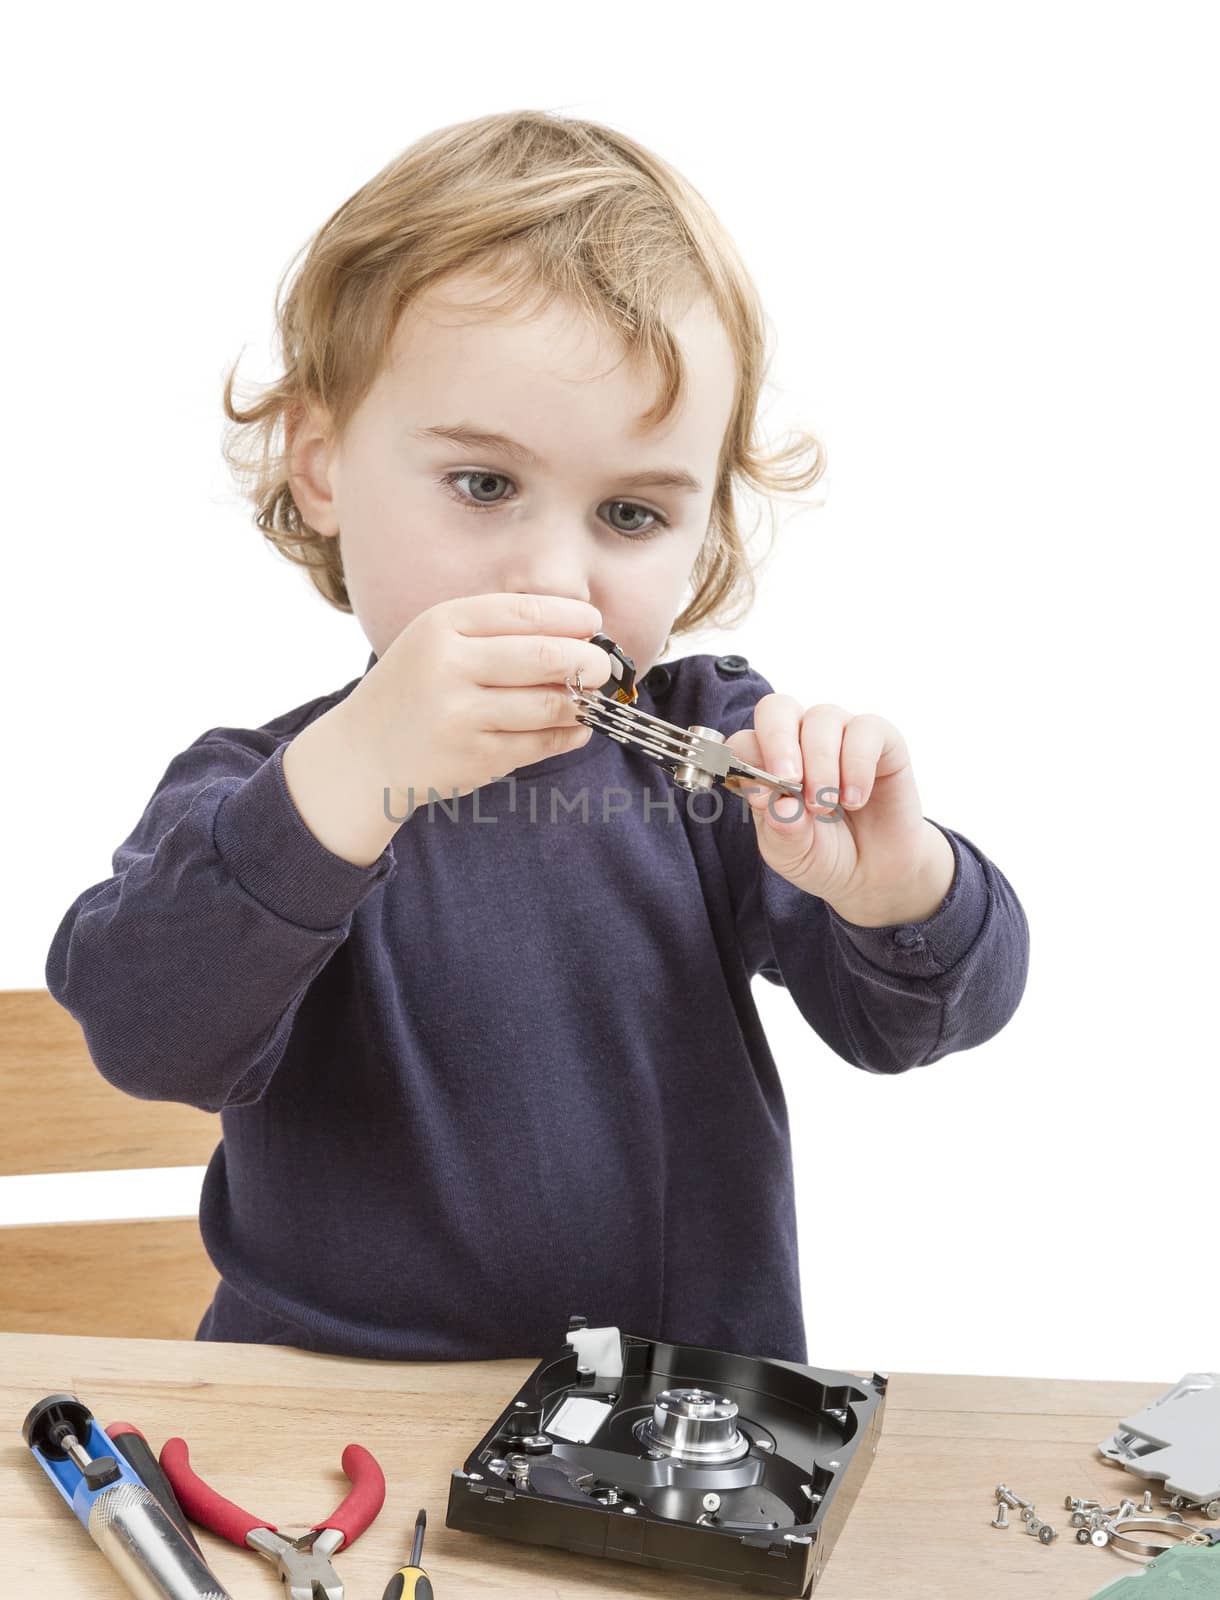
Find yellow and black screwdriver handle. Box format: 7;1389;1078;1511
382;1506;433;1599
589;632;638;704
382;1564;432;1600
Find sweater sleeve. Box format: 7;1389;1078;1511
45;723;398;1112
696;658;1030;1074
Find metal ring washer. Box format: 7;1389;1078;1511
1104;1517;1208;1559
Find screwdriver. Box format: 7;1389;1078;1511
382;1506;432;1598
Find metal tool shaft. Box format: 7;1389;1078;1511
88;1478;234;1600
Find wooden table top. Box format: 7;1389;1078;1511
2;1332;1182;1597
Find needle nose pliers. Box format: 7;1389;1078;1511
160;1434;386;1600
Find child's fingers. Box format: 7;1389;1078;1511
447;592;603;639
835;713;906;808
798;704;852;814
724;729;807;826
750;693;808;786
465;633;613;692
723;729;766;801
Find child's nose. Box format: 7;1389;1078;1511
497;519;599;605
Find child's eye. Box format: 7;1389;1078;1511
438;469;670;541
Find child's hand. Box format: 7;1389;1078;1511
723;695;957;928
340;592;613;807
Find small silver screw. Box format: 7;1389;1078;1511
1066;1495;1103;1512
992;1502;1010;1529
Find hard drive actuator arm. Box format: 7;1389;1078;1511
567;633;803;802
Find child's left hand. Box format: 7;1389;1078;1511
723;695;958;928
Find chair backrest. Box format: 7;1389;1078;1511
0;989;221;1338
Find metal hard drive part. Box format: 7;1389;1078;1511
1098;1372;1220;1505
446;1321;886;1596
545;1396;614;1445
1104;1516;1209;1558
565;666;804;801
637;1388;751;1463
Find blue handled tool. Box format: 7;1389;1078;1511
21;1391;234;1599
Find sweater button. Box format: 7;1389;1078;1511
641;664;673;697
892;926;925;949
715;654;750;676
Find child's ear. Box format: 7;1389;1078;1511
286;400;340;537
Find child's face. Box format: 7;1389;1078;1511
290;267;737;677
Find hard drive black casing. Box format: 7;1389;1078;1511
446;1321;887;1596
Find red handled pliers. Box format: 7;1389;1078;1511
160;1434;385;1599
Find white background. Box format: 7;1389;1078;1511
3;1;1216;1385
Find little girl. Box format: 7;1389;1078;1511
46;109;1029;1363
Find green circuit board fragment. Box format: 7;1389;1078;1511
1089;1539;1220;1597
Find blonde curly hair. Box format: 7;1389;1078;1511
222;109;825;651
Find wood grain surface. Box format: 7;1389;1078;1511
0;989;219;1176
0;1218;218;1338
1;1331;1183;1597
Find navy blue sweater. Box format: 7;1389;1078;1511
45;650;1029;1362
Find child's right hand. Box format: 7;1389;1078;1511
337;592;613;806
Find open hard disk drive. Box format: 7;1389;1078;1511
445;1316;887;1596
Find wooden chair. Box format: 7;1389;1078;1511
0;989;221;1339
